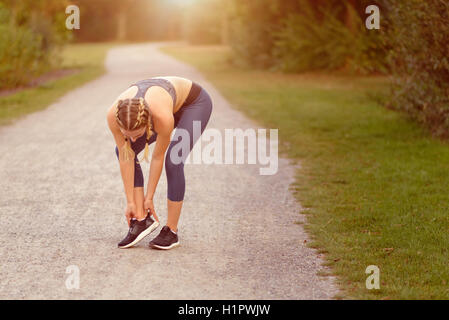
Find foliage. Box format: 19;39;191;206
385;0;449;137
0;0;70;89
226;0;295;68
273;0;389;74
226;0;389;73
0;23;45;88
71;0;184;42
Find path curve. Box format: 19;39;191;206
0;42;338;299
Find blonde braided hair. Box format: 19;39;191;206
115;98;154;163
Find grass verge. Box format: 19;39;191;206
161;45;449;299
0;42;117;126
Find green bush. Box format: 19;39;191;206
0;1;70;89
0;24;45;88
227;0;288;68
226;0;389;73
386;0;449;137
273;0;388;74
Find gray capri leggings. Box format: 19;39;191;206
115;85;213;201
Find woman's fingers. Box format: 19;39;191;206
146;206;157;219
125;203;137;226
126;211;132;226
150;210;159;223
144;199;158;222
152;205;159;222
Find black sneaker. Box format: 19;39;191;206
118;213;159;249
149;226;180;250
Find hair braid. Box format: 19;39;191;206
136;98;153;164
115;100;125;128
115;99;134;162
115;97;154;164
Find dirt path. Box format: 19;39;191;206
0;42;338;299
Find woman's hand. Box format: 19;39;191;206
144;198;159;222
125;202;137;226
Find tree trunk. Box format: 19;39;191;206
221;7;229;45
117;11;127;41
116;0;136;41
345;0;357;33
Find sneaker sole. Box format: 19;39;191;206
118;221;160;249
149;241;180;250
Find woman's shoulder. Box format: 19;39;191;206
106;103;120;133
107;86;139;115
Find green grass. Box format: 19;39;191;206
160;45;449;299
0;42;117;126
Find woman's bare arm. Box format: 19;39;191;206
107;108;135;204
145;115;174;200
